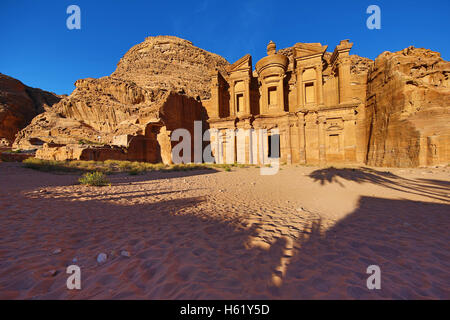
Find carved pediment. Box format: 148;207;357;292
293;43;328;59
227;54;252;73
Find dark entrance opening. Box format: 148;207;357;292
268;134;280;159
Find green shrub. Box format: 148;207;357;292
3;149;23;154
128;169;141;175
23;158;247;174
78;171;110;186
23;158;77;172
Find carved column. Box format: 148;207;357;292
296;67;304;110
230;80;235;116
244;78;251;115
209;75;220;118
338;56;351;104
315;65;324;106
318;115;326;165
297;113;306;164
280;122;292;164
261;83;267;114
279;76;285;113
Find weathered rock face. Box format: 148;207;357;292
14;36;228;163
15;76;168;148
34;92;207;163
112;36;229;100
0;73;61;145
366;47;450;167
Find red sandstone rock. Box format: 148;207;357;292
14;36;229;156
0;73;61;144
366;46;450;167
111;36;229;100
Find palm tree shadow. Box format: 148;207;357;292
279;196;450;299
2;166;449;300
309;167;450;202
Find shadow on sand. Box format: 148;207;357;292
0;166;448;299
278;196;450;299
309;167;450;202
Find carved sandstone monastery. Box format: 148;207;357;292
11;36;450;167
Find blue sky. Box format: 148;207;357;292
1;0;449;95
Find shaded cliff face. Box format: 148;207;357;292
366;47;450;167
14;36;230;149
0;73;61;145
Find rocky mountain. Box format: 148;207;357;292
13;36;230;150
0;73;61;146
112;36;229;100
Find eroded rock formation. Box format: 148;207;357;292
112;36;229;100
0;73;61;145
14;36;228;163
366;47;450;167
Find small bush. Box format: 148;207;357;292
23;158;253;174
78;171;110;186
23;158;77;172
128;169;140;175
3;149;23;154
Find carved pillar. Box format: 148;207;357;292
261;83;267;114
244;78;251;115
318;115;326;165
230;80;235;116
210;76;219;118
217;130;224;164
279;76;285;112
285;125;292;164
257;127;264;165
296;67;304;110
315;65;324;106
338;56;351;104
297;113;306;164
244;130;249;164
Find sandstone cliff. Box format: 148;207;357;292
0;73;61;145
111;36;229;100
14;36;230;150
366;47;450;167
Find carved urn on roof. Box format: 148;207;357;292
255;41;289;78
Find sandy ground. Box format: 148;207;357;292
0;162;449;299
